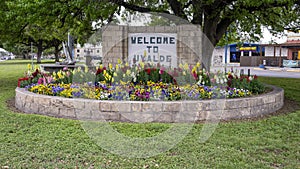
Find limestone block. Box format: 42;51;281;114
111;102;131;112
181;102;202;112
153;112;174;123
154;26;165;32
30;103;39;113
225;99;248;109
141;102;162;113
131;103;142;112
61;99;74;109
73;99;85;110
60;108;76;118
263;96;276;104
95;111;120;121
174;111;199;122
100;101;111;112
120;112;154;123
25;94;34;103
75;109;91;120
47;106;60;116
85;100;101;111
146;26;155;32
163;102;180;112
198;111;208;121
203;100;226;111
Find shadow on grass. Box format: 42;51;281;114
0;59;56;65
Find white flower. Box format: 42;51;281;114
220;78;224;84
198;75;202;82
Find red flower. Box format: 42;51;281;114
192;70;198;80
145;68;152;75
96;67;106;75
17;77;29;87
32;69;40;77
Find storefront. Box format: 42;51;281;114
228;43;265;63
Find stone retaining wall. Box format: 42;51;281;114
15;86;284;122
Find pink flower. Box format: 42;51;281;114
159;67;165;74
37;78;44;85
46;76;53;84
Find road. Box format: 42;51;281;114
211;66;300;78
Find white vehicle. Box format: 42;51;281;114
0;48;15;60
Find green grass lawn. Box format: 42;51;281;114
0;60;299;168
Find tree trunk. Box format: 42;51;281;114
54;45;60;62
36;40;43;63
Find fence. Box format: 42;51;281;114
240;56;287;67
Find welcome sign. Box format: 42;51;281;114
128;33;177;67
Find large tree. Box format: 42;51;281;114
0;0;118;63
109;0;300;68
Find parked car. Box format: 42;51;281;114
0;54;15;60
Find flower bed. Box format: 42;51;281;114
19;61;266;101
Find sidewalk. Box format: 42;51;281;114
253;66;300;72
211;65;300;78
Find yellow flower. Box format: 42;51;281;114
100;64;103;69
192;66;197;72
116;64;119;71
84;66;88;73
109;63;113;70
126;69;131;75
76;67;81;72
27;64;31;70
57;72;62;78
183;63;189;70
117;58;121;64
139;61;145;69
120;80;126;85
196;62;201;68
179;63;183;68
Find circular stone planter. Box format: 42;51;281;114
15;86;284;123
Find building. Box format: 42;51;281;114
212;30;300;67
74;43;102;61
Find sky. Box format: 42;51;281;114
260;27;287;44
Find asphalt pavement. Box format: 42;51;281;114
211;66;300;78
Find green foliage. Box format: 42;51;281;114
136;68;175;84
228;75;265;94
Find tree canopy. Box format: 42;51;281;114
0;0;118;62
109;0;300;46
0;0;299;67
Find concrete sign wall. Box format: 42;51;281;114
128;33;177;67
102;25;202;67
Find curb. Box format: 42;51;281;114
286;69;300;72
269;68;282;71
253;68;265;71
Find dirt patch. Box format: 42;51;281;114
6;97;300;122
